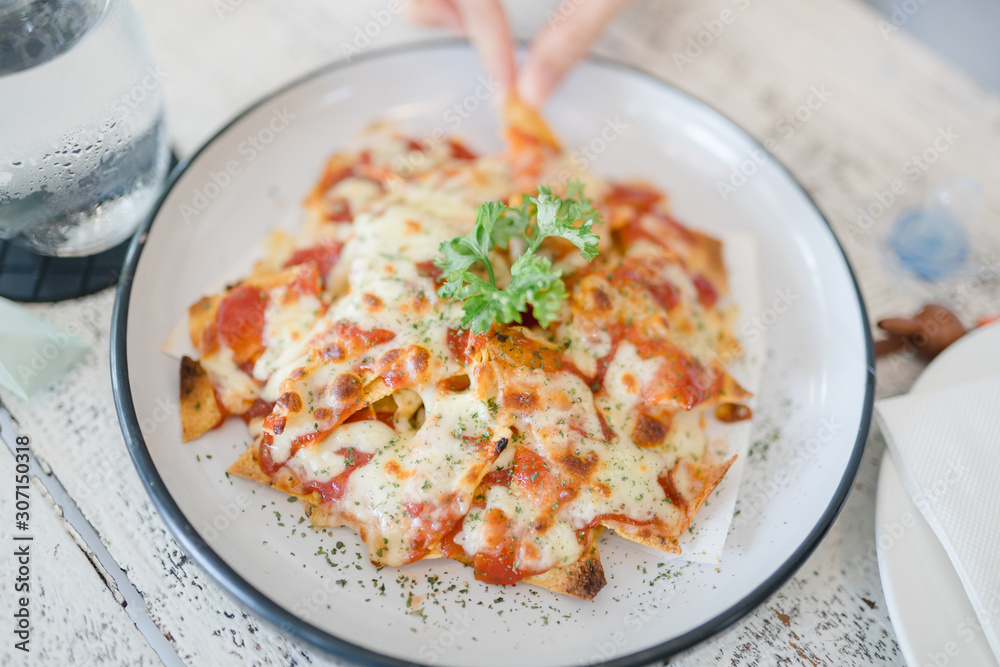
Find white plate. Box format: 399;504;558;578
111;43;874;666
876;322;1000;667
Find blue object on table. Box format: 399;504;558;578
887;207;970;282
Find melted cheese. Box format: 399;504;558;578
200;346;258;413
453;350;712;574
343;389;508;565
193;125;750;587
261;199;469;404
555;319;612;377
253;290;324;382
285;419;392;482
257;172;520;565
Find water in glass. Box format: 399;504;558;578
0;0;169;256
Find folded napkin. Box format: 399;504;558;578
877;375;1000;660
0;297;88;400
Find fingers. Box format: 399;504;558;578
451;0;516;94
518;0;634;106
407;0;463;30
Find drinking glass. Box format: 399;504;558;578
0;0;169;256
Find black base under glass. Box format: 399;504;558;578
0;151;178;303
0;237;133;302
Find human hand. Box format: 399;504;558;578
407;0;633;106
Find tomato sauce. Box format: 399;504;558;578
415;260;446;291
240;398;275;423
472;548;524;586
617;209;697;249
657;471;688;513
480;468;512;489
604;183;663;212
309;162;351;201
300;447;373;504
324;197;352;223
284;242;343;279
448;139;477;160
646;279;681;311
286;263;323;299
608;259;680;312
630;337;709;410
217;284;267;364
257;433;279;476
692;274;718;308
447;327;472;365
343;405;396;430
287;429;333;460
331;320;395;350
590;340;620;394
436;446;568;586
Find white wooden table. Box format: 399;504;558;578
4;0;1000;664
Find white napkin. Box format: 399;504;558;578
876;375;1000;661
0;297;88;399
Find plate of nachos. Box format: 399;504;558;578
112;42;873;667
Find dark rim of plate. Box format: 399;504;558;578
110;40;876;667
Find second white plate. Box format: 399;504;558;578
877;322;1000;667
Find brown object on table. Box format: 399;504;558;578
875;304;967;361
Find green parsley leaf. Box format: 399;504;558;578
434;181;601;332
436;201;506;296
507;252;566;328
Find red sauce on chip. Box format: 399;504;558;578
217;284;267;364
240;398;275;423
605;183;662;212
447;327;472;365
416;260;445;290
472;548;523;586
692;274;718;308
645;279;681;311
448;139;477;160
324;197;353;223
332;321;396;349
301;448;373;504
344;405;396;430
284;242;343;279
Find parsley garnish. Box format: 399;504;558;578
434;182;601;332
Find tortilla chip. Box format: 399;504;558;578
179;356;224;442
524;543;607;601
686;229;728;296
425;538;608;600
602;456;736;553
504;93;560;152
226;442;272;485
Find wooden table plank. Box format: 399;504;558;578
0;290;342;666
4;0;1000;664
0;443;162;666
